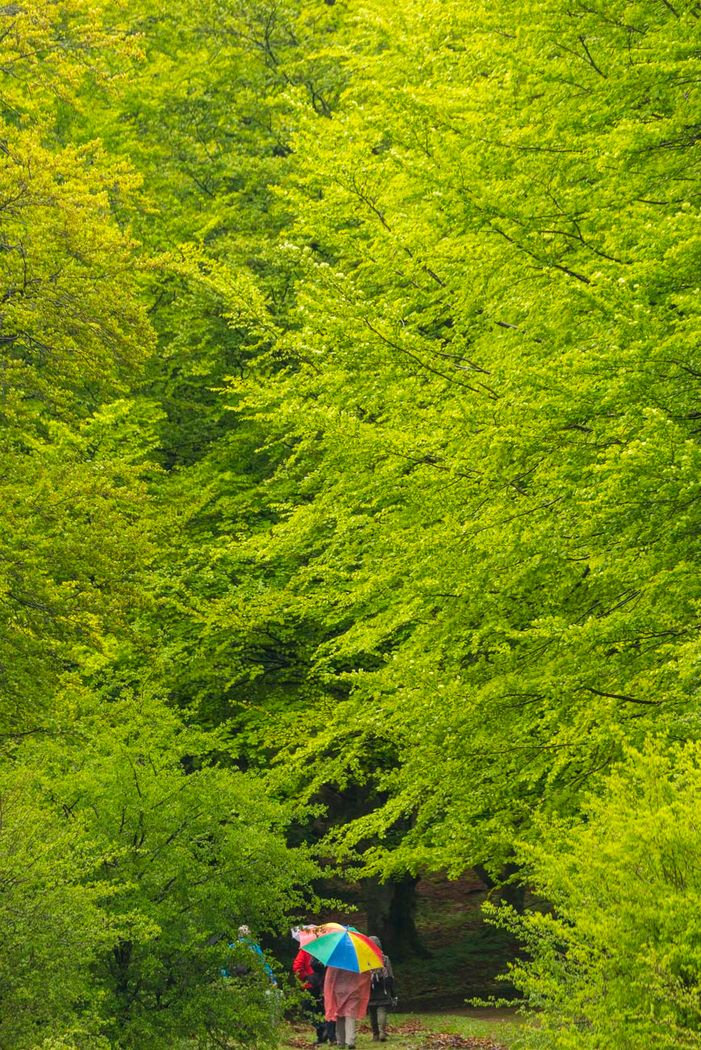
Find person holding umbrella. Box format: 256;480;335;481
325;965;371;1050
301;925;383;1050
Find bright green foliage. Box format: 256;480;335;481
0;133;148;430
56;697;314;1049
0;0;156;731
1;697;315;1048
217;0;701;876
0;766;111;1048
0;404;161;733
497;744;701;1049
6;0;701;1043
0;2;319;1045
77;0;352;736
80;0;701;887
85;0;346;467
0;0;151;433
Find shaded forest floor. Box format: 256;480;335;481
399;876;519;1010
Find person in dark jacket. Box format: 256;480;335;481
367;936;395;1042
294;946;333;1045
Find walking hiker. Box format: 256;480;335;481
220;925;274;982
324;965;371;1050
294;942;331;1045
235;925;277;985
367;937;396;1042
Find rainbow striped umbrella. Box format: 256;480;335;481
301;926;383;973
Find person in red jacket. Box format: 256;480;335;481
293;946;315;989
294;947;331;1045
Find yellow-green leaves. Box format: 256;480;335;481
502;744;701;1048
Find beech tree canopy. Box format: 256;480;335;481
4;0;701;1045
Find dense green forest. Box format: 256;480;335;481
4;0;701;1046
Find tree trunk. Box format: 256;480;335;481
365;874;430;961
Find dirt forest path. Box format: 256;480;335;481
284;1010;522;1050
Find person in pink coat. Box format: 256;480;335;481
324;966;372;1049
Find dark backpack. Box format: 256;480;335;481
308;957;325;994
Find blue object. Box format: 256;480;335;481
221;936;277;985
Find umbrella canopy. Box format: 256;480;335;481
302;926;383;973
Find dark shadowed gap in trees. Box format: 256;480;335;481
365;875;430;961
473;863;526;914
